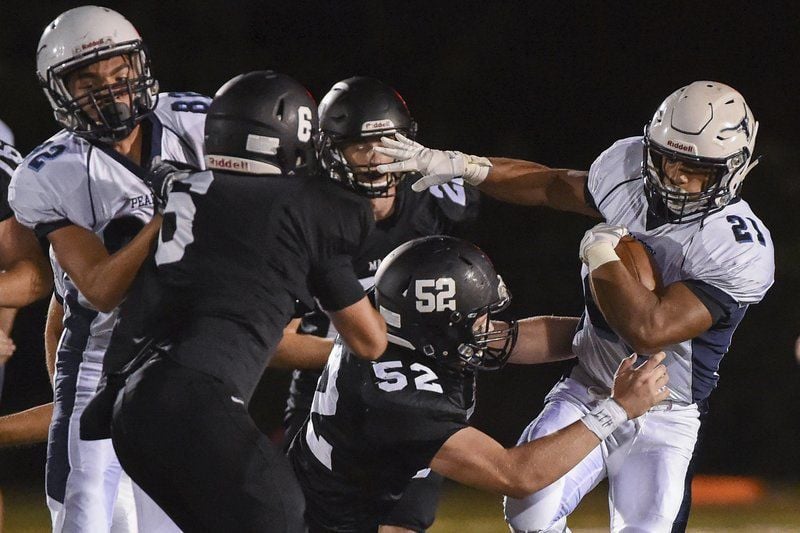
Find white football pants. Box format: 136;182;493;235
504;377;700;533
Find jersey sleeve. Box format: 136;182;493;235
10;163;75;237
0;167;13;222
305;181;374;311
585;137;643;218
310;254;366;312
682;212;775;305
0;142;22;221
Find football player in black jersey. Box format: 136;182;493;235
289;236;670;532
272;76;479;532
103;71;387;532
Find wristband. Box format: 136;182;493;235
462;153;492;186
581;398;628;440
584;242;620;272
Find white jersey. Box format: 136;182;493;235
571;136;774;405
8;92;208;515
0;139;22;222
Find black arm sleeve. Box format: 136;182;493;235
683;279;740;326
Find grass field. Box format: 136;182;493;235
431;481;800;532
3;480;799;532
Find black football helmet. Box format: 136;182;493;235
317;76;417;197
204;71;318;176
374;236;518;371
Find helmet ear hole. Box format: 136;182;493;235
275;99;285;122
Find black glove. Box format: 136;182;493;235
145;158;187;213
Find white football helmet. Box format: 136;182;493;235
643;81;758;223
36;6;159;142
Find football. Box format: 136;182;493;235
615;235;663;293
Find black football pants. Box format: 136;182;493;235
111;352;305;532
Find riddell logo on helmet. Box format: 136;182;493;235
207;156;249;170
666;139;697;154
75;37;113;54
362;119;395;132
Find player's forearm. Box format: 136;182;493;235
0;259;53;307
0;403;53;447
507;316;579;365
330;297;387;361
590;261;673;353
74;216;161;312
481;158;560;205
502;420;600;498
433;423;600;499
270;330;334;370
0;307;16;334
483;159;594;216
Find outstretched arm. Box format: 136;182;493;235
375;135;599;216
506;316;579;365
430;352;669;498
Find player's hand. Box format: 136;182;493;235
374;134;491;191
0;329;16;365
145;158;190;213
579;222;628;271
610;352;670;419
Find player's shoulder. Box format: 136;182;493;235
13;131;91;192
587;136;643;202
153;92;210;133
684;200;774;304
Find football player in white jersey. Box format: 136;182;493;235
374;81;775;532
9;6;209;532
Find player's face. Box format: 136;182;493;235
660;157;715;194
65;55;136;123
341;138;397;221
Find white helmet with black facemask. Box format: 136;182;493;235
643;81;758;223
36;6;159;143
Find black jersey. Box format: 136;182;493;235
285;176;479;423
289;340;475;532
154;170;373;400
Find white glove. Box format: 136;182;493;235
579;222;629;271
374;133;492;191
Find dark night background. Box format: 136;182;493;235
0;0;798;493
